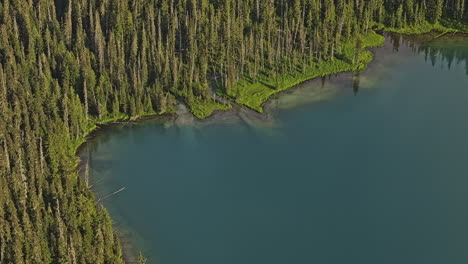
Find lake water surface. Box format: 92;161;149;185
82;33;468;264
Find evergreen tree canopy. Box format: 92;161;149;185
0;0;466;263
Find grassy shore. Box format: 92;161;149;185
225;31;385;112
187;97;232;119
75;25;466;124
81;26;465;121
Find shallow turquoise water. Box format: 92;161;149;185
83;34;468;264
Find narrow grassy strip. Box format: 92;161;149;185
228;31;385;112
188;97;232;119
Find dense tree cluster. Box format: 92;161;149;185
0;0;466;263
384;0;467;27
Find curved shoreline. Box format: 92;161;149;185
76;31;385;143
76;36;386;264
76;29;468;149
75;30;466;263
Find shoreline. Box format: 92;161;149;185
75;30;467;263
75;28;468;149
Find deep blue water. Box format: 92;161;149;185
83;34;468;264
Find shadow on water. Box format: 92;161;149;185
353;71;361;96
387;32;468;75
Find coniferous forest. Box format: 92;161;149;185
0;0;467;263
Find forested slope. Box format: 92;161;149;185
0;0;466;263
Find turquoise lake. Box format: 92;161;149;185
82;33;468;264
